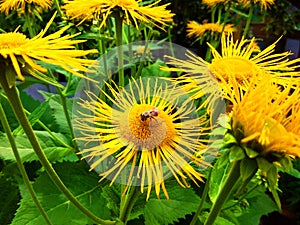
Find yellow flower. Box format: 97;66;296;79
75;77;210;200
202;0;229;8
231;74;300;158
0;12;98;87
164;33;300;104
0;0;52;15
237;0;274;9
186;21;235;38
62;0;174;30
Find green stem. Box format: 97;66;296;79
242;3;254;38
53;0;64;18
167;25;175;58
234;167;257;198
115;11;125;87
0;103;53;225
211;7;216;23
190;168;212;225
0;76;115;225
48;70;79;151
204;161;241;225
119;186;140;224
25;14;36;38
127;25;135;77
222;183;259;211
133;29;152;79
57;87;79;151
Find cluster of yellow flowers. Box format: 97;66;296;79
0;0;299;201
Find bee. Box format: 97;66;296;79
140;107;159;122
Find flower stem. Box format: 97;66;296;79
115;11;125;87
0;102;53;225
25;14;36;38
242;3;254;38
119;186;140;224
0;75;115;225
190;168;212;225
204;161;241;225
56;85;79;151
53;0;64;18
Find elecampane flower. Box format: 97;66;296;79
202;0;229;8
0;12;97;86
231;75;300;158
75;77;210;200
186;21;235;38
63;0;174;29
165;33;300;104
0;0;52;15
237;0;274;9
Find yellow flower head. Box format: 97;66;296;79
186;21;235;39
202;0;229;8
75;77;210;200
0;0;52;15
231;75;300;159
0;12;98;87
238;0;274;10
165;33;300;104
62;0;174;30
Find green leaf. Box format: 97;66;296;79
199;212;235;225
143;185;200;225
141;60;171;78
229;146;245;162
209;159;232;204
11;162;111;225
101;185;121;217
216;149;230;169
13;98;50;136
0;175;20;225
240;158;258;182
235;188;277;225
285;167;300;179
0;131;73;163
38;92;73;133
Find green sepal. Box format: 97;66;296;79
5;67;17;88
229;146;245;162
277;156;293;172
208;139;226;151
210;126;227;137
256;157;273;172
240;158;258;182
266;166;281;211
218;115;231;130
223;133;237;146
244;147;259;158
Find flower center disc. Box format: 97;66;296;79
118;104;175;151
0;33;28;50
210;57;258;82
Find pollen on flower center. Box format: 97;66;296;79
0;33;28;49
209;57;258;81
118;104;176;150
